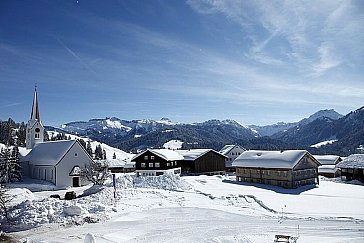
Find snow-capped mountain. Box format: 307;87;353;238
49;107;363;156
57;118;257;152
250;109;343;136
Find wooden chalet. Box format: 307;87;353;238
337;154;364;182
233;150;321;188
176;149;226;175
133;149;183;176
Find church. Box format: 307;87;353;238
21;87;93;187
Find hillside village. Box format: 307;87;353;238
0;88;363;242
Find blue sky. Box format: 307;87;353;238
1;0;363;126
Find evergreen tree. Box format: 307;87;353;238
86;140;93;157
0;146;21;184
78;139;86;150
94;144;103;160
43;130;50;141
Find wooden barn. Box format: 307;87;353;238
233;150;321;188
313;155;342;178
132;149;183;176
337;154;364;182
176;149;226;175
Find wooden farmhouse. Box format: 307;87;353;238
219;144;246;171
313;155;342;178
337;154;364;182
232;150;321;188
20;87;93;187
133;149;183;176
22;140;93;187
176;149;226;175
107;160;135;173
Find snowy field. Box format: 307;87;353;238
5;175;364;242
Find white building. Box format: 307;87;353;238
23;140;93;187
21;87;93;187
219;144;246;170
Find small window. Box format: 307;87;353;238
167;162;170;167
141;163;146;168
144;155;148;160
74;153;78;157
35;133;40;139
155;162;160;168
151;156;155;160
149;163;153;168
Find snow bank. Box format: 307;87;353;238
115;173;192;191
7;188;35;207
63;205;85;216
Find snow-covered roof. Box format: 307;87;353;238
176;149;225;161
337;154;364;169
318;165;338;174
232;150;316;169
133;149;184;161
313;155;341;165
23;140;77;166
107;159;135;168
219;145;235;155
219;144;245;156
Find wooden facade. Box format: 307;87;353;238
234;151;320;189
337;154;364;182
179;150;226;175
133;150;181;176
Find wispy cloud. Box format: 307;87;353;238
0;102;22;108
54;37;96;74
187;0;364;75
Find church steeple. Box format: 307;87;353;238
26;85;44;149
30;85;40;120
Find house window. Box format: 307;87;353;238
167;162;170;167
149;163;153;168
35;133;40;139
267;170;270;175
284;171;288;177
74;153;78;157
141;163;146;168
151;156;155;160
155;162;160;168
51;169;53;180
144;155;148;160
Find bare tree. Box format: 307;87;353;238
82;161;110;185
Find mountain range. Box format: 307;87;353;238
50;107;364;156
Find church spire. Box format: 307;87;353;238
26;84;44;149
30;84;40;120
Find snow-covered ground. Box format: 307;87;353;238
5;175;364;242
163;139;184;150
46;131;135;167
310;139;337;148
